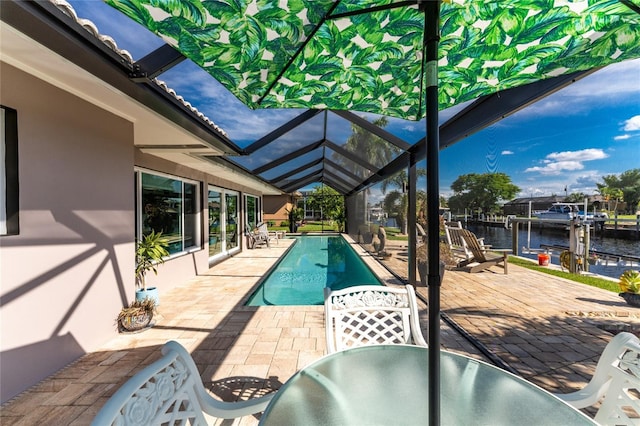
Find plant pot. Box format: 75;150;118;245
417;261;445;287
119;311;153;332
136;287;160;306
620;292;640;307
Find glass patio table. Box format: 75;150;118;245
259;345;596;425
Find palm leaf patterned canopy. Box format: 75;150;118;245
106;0;639;121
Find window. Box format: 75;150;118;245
245;194;260;229
1;106;19;236
136;170;200;255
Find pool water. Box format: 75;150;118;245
245;235;382;306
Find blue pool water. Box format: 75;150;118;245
246;235;382;306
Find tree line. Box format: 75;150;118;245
380;168;639;226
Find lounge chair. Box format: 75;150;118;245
257;222;279;245
91;340;274;425
246;222;277;248
459;228;510;274
552;332;640;425
444;221;488;266
416;223;427;246
324;284;427;354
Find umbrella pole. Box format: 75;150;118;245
422;1;442;425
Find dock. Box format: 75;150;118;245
462;215;640;240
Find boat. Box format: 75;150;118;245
534;203;580;221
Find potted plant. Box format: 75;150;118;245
416;242;450;287
117;298;156;332
135;230;169;306
619;270;640;307
285;207;304;233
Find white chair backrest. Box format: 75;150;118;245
593;333;640;425
324;285;427;354
444;222;474;260
92;341;273;425
553;332;640;425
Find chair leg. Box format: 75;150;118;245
503;253;508;274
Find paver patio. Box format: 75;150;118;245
1;235;638;425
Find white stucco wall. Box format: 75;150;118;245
0;63;134;402
0;62;266;403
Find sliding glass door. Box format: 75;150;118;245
208;186;239;260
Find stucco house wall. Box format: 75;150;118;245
263;194;295;225
0;63;135;402
0;63;265;403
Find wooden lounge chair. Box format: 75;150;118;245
324;285;427;354
552;332;640;425
416;223;427;246
92;340;274;425
444;221;488;266
459;228;510;274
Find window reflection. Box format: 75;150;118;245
208;189;221;257
139;172;199;255
246;195;259;230
226;192;238;250
208;186;239;258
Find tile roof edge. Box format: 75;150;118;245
50;0;229;138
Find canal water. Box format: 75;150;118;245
467;224;640;279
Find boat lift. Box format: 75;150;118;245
511;215;592;274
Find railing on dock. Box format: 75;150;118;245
454;213;640;240
538;244;640;268
509;218;591;274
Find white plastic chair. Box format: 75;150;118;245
324;284;427;354
553;332;640;425
91;340;274;425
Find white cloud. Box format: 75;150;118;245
615;134;632;140
501;150;514;155
526;161;584;174
623;115;640;131
525;148;608;175
546;148;608;162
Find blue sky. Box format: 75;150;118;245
68;1;640;204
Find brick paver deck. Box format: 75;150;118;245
2;235;638;424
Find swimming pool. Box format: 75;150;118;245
245;235;382;306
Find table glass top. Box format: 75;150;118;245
260;345;595;425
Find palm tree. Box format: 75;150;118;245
332;116;401;228
334;116;399;177
381;169;426;234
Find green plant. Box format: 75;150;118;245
285;207;304;232
117;298;156;321
135;230;169;291
116;298;156;331
619;270;640;294
416;241;457;268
